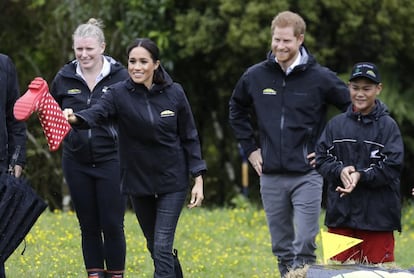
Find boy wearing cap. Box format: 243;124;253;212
315;62;404;263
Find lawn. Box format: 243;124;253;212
4;198;414;277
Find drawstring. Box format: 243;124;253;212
20;239;27;255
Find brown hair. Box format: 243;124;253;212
271;11;306;37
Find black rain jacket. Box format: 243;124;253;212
316;100;404;232
0;54;26;170
51;56;128;163
229;46;350;174
75;67;207;196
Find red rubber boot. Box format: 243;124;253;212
13;77;48;121
14;77;71;151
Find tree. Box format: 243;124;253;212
170;0;293;204
171;0;414;203
2;0;414;207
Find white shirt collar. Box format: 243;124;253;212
76;56;111;83
275;52;302;75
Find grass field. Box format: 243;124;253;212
4;198;414;277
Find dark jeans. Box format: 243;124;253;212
63;158;126;271
130;190;187;278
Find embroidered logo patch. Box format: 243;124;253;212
370;149;381;159
262;88;277;95
67;89;81;95
160;110;175;117
366;70;377;79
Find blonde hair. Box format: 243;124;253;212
72;18;105;44
271;11;306;37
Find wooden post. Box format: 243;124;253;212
238;144;249;197
241;160;249;197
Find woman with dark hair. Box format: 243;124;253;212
63;38;206;277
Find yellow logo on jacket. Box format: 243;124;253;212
160;110;175;117
263;88;277;95
67;89;81;94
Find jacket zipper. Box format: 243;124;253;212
280;78;286;170
144;93;154;124
86;93;94;163
85;75;109;163
109;124;118;147
144;92;157;196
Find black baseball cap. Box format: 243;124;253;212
349;62;381;83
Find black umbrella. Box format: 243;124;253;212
0;152;47;262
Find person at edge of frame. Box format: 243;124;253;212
0;53;27;278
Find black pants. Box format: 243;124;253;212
0;165;6;278
63;158;126;271
0;262;5;278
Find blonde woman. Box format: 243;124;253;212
50;19;128;278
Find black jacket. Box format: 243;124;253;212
0;54;26;170
316;100;404;232
229;46;350;174
51;56;128;163
75;67;207;196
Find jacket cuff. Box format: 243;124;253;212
192;170;206;178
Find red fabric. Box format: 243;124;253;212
13;77;70;151
37;90;71;151
328;227;395;263
13;77;48;121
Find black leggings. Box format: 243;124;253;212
63;158;126;271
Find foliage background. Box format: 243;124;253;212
1;0;414;209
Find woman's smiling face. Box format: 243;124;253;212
128;46;160;89
73;36;105;71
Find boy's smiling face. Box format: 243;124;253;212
349;78;382;115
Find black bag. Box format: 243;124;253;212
173;248;183;278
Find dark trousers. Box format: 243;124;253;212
1;166;6;278
63;158;126;271
130;190;187;278
0;262;4;278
